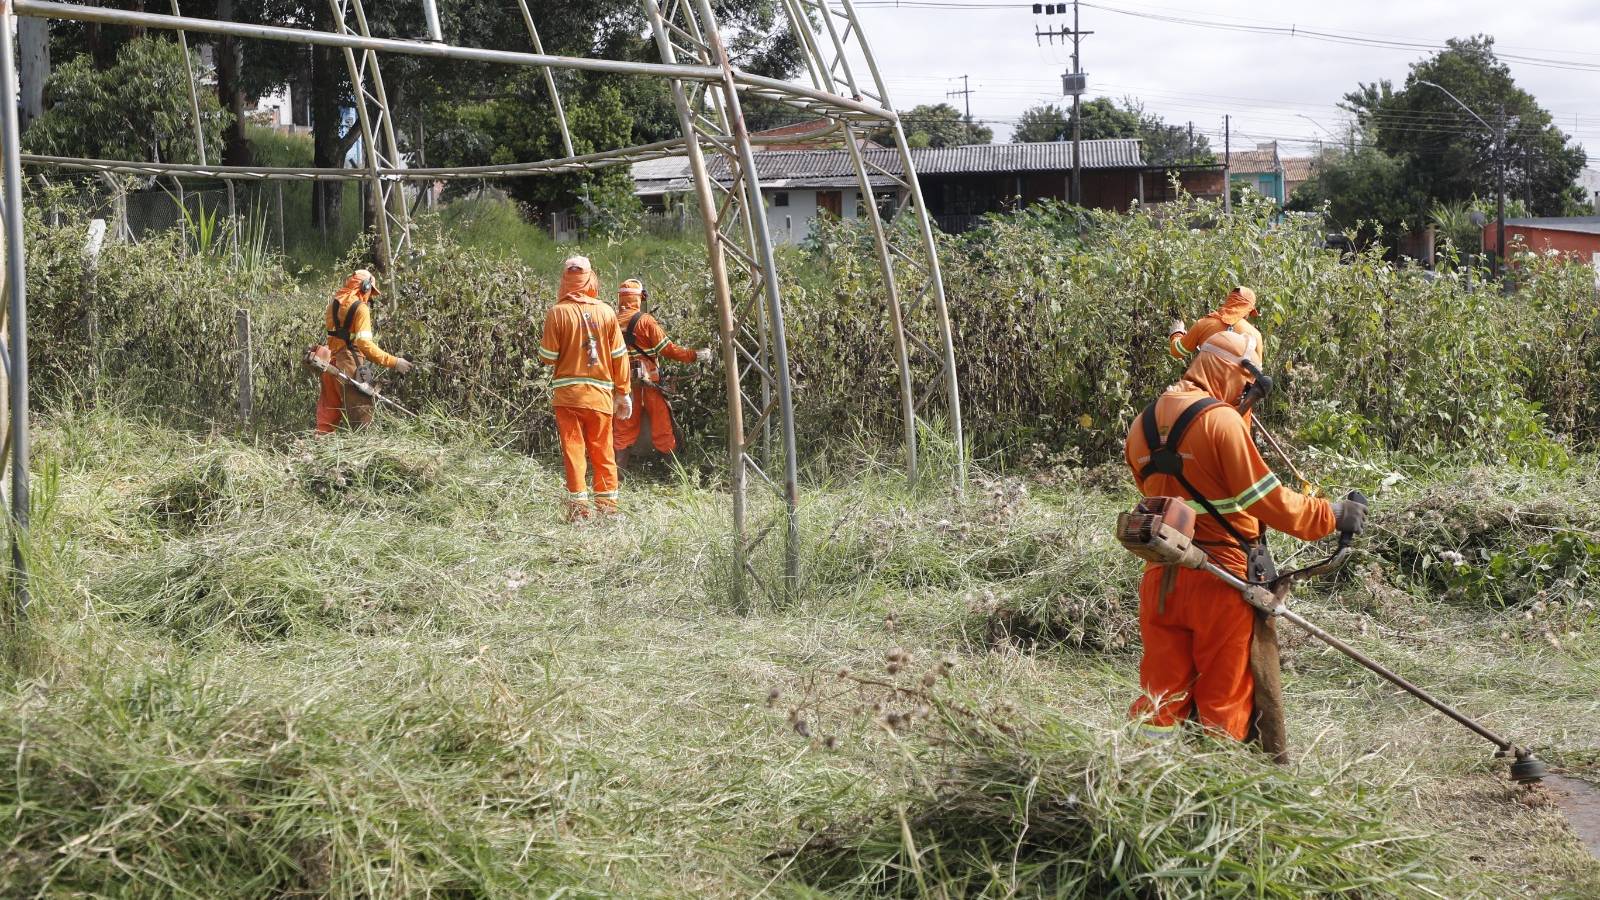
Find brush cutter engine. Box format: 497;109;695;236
1116;497;1209;570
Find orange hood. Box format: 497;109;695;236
335;268;379;305
1214;286;1258;325
1179;328;1260;405
617;278;644;312
559;255;599;301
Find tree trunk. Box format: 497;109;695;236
310;42;343;232
17;19;48;132
214;0;252;166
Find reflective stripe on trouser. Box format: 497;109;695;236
555;405;618;515
613;385;677;454
315;349;373;433
1129;565;1256;740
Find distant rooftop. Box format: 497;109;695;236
1502;216;1600;235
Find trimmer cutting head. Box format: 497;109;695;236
1510;751;1549;784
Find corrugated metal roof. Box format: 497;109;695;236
633;139;1149;196
1504;216;1600;235
906;139;1144;173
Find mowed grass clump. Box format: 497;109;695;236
0;652;576;898
787;712;1459;898
1365;463;1600;623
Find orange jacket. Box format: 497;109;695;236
324;272;398;368
1128;330;1333;575
620;303;697;384
1169;287;1262;362
538;266;630;414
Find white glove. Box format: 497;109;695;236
1168;318;1187;337
615;393;634;420
695;347;714;364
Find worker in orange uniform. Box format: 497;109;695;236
1168;286;1262;363
1124;329;1365;742
538;256;632;521
613;278;712;468
313;268;412;434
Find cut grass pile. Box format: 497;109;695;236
2;406;1596;896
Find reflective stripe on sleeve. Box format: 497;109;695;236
538;347;560;360
1186;472;1280;516
354;329;374;340
647;337;669;355
610;345;627;358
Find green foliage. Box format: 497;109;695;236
1310;35;1588;244
24;36;227;164
1015;97;1213;164
803;191;1594;464
875;102;992;148
1287;146;1416;244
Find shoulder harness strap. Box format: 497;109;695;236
1138;397;1255;552
623;309;652;358
328;297;365;347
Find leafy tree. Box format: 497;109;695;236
877;103;991;148
24;36;227;164
1287;147;1416;245
1013;97;1211;164
1013;103;1069;143
1342;35;1585;218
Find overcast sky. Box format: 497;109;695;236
844;0;1600;163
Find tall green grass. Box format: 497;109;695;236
3;404;1595;896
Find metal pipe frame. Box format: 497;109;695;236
1;1;32;616
777;0;966;491
1;0;962;612
328;0;396;282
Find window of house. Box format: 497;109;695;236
772;192;790;207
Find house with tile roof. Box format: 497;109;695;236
1227;142;1285;205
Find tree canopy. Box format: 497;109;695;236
876;103;992;148
1012;97;1212;165
1292;35;1587;245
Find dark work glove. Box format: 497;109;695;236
1330;497;1368;535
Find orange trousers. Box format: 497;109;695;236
314;350;373;433
555;405;618;519
614;386;677;454
1129;565;1256;740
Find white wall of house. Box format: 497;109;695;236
764;188;861;245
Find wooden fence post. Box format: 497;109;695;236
236;307;253;422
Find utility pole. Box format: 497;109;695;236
1496;105;1506;280
946;75;974;124
1070;0;1083;205
1039;1;1091;204
1224;114;1232;214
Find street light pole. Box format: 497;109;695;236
1416;80;1505;278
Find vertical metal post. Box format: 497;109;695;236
513;0;575;160
692;0;800;591
236;307;252;421
420;0;442;41
1;0;32;613
641;0;749;606
169;0;209;167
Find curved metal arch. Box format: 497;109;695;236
774;0;966;491
0;0;963;613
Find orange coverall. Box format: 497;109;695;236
538;260;631;519
615;283;698;455
316;271;400;433
1124;329;1335;740
1169;287;1263;362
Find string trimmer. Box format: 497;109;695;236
306;352;417;417
1116;496;1548;783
